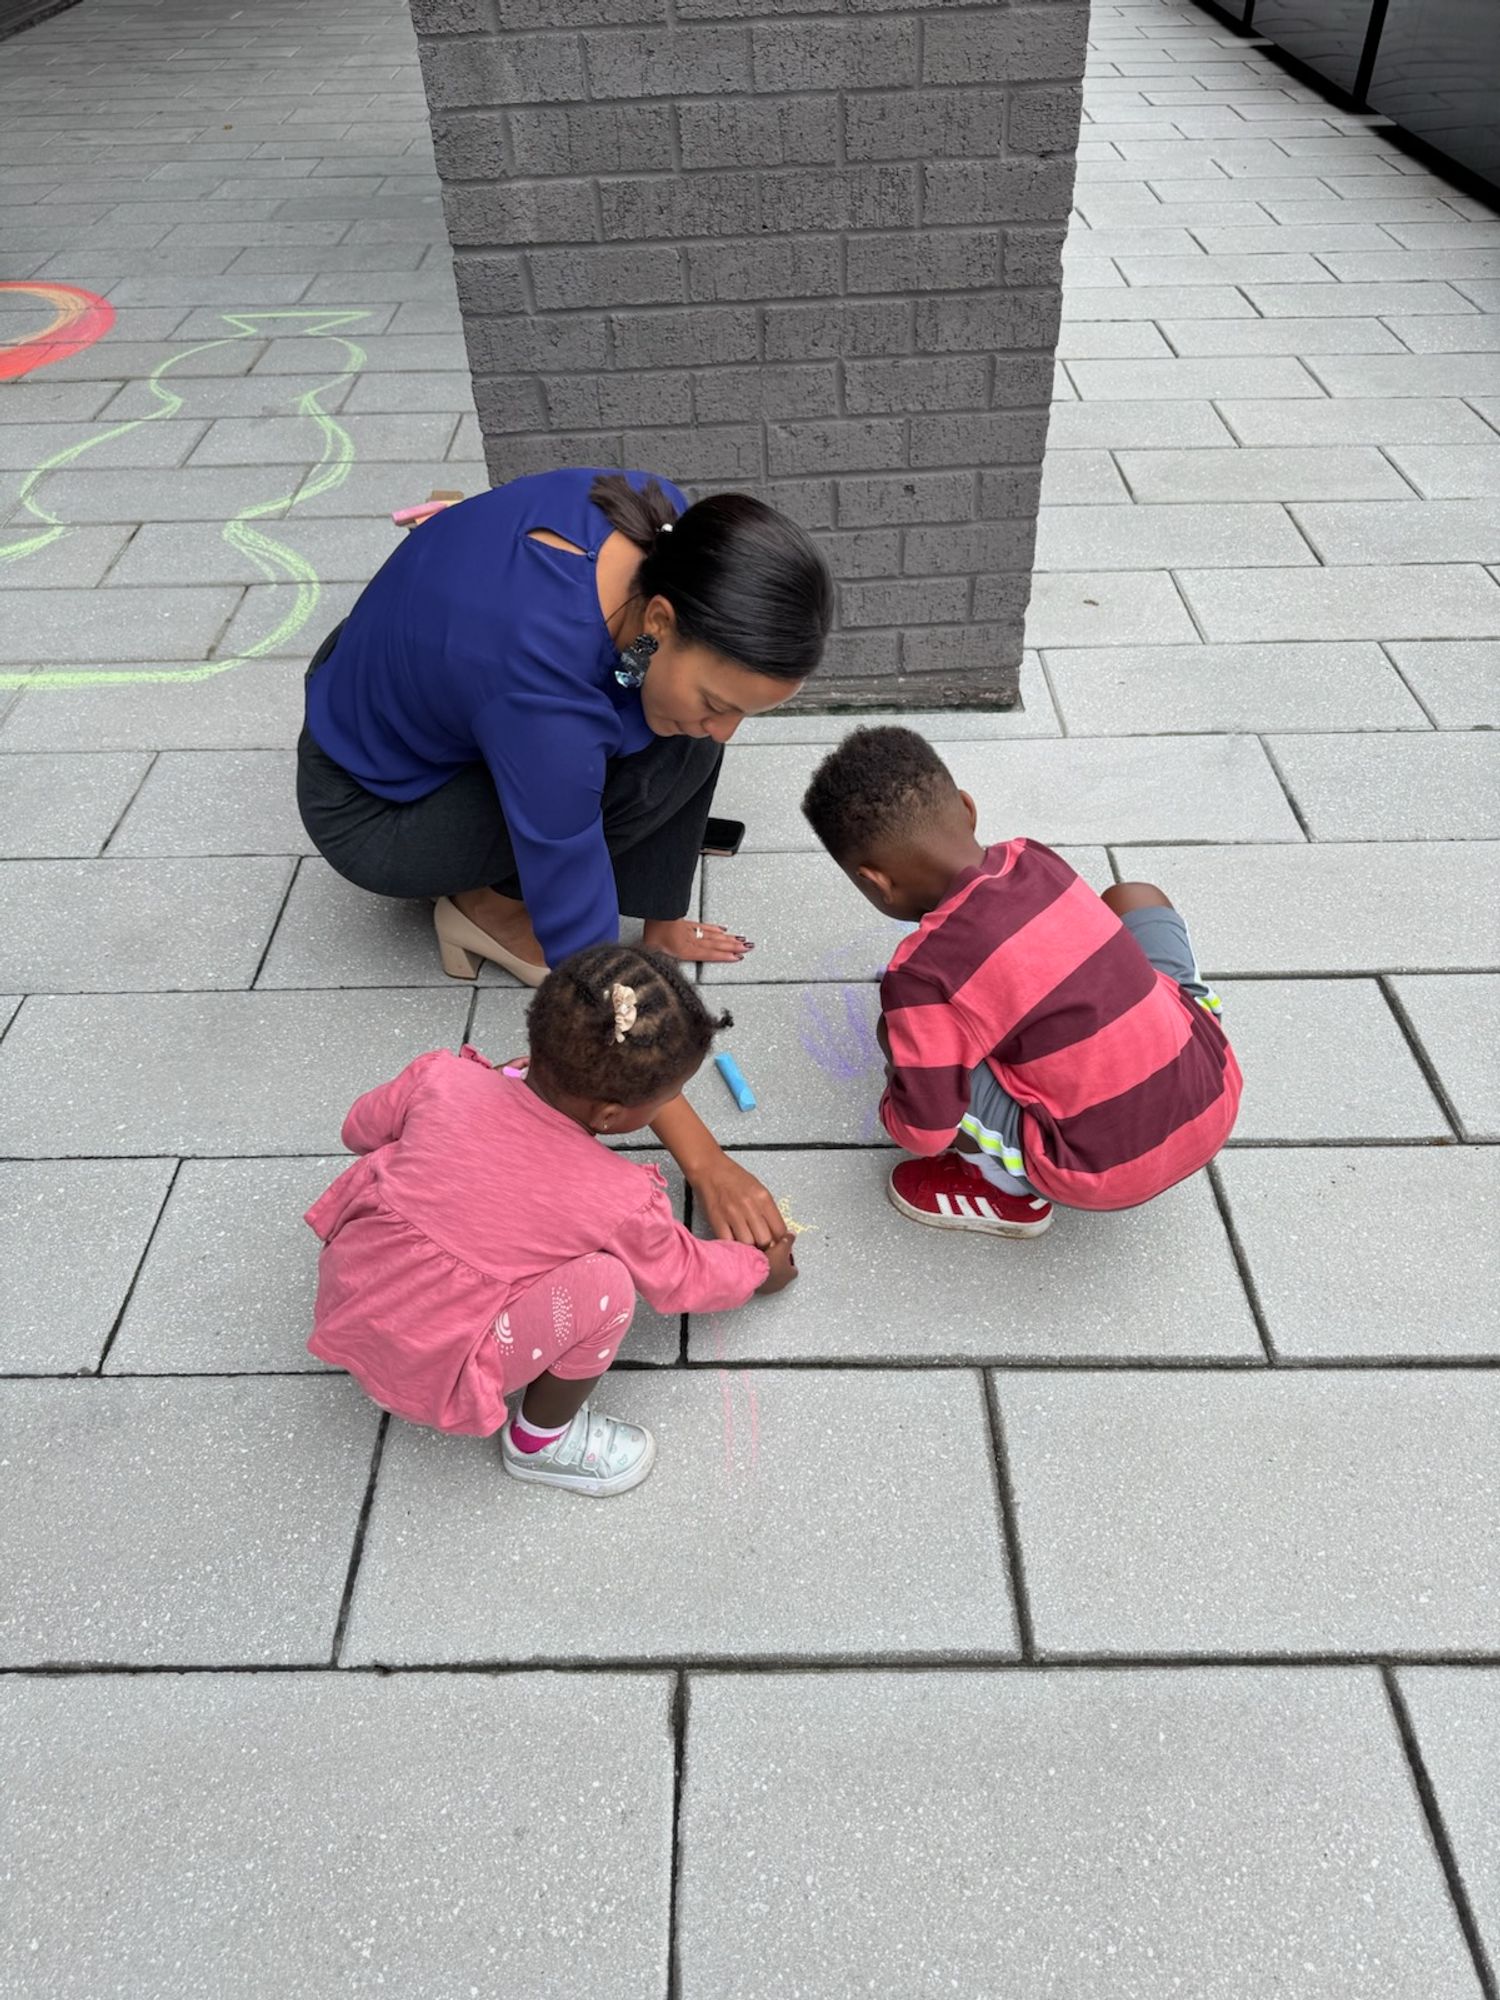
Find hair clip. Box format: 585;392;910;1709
607;982;639;1043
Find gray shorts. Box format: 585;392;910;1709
962;906;1222;1191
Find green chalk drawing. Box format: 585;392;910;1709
0;308;372;692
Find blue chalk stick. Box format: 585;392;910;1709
715;1051;756;1111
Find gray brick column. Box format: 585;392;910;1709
409;0;1086;710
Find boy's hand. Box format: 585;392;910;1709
757;1234;799;1295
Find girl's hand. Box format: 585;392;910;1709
642;917;752;965
757;1234;799;1295
693;1153;786;1247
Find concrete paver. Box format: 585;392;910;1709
0;991;468;1156
0;857;293;992
0;1673;674;2000
0;752;150;859
1399;1669;1500;1977
0;1160;174;1374
679;1670;1481;2000
1121;843;1500;974
687;1148;1261;1362
2;0;1498;1984
345;1370;1020;1664
0;1378;377;1666
1002;1371;1500;1655
1218;1148;1500;1360
1221;978;1450;1140
1390;975;1500;1139
1043;640;1426;733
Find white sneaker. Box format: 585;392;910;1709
501;1403;657;1497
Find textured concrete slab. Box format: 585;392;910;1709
1269;734;1500;841
0;525;138;590
0;586;242;664
106;1157;342;1373
105;516;398;587
1160;315;1410;354
0;1160;174;1374
0;990;467;1157
1179;566;1500;644
1218;1148;1500;1360
1219;398;1495;445
1045;641;1426;734
1026;568;1203;646
1387;642;1500;728
686;1148;1260;1363
1046;398;1237;447
109;749;312;854
715;736;1303;851
699;846;1111;986
0;857;292;992
678;1669;1480;2000
0;752;149;859
1035;500;1315;570
0;1673;675;2000
1293;500;1500;567
1001;1370;1500;1655
1390;975;1500;1139
1221;978;1448;1140
345;1370;1019;1664
256;860;456;988
1398;1668;1500;1978
0;662;311;752
1116;446;1413;502
1126;842;1500;974
1387;448;1500;499
1038;448;1132;504
0;1378;377;1665
735;656;1061;742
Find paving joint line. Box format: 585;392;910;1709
6;1650;1500;1680
1378;973;1469;1143
666;1671;688;2000
329;1409;388;1667
982;1372;1037;1662
93;1156;182;1376
1383;1666;1500;2000
1206;1158;1279;1363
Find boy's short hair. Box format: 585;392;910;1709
801;726;959;866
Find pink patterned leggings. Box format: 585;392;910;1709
492;1252;637;1397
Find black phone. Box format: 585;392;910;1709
701;817;746;858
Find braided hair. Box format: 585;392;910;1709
590;471;832;683
527;943;732;1103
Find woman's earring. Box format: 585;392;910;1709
614;633;658;689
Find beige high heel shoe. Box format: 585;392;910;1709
433;896;548;987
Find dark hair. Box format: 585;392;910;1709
527;942;732;1103
590;472;832;683
801;726;959;866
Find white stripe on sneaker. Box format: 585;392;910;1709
954;1194;978;1218
935;1192;955;1216
975;1197;998;1220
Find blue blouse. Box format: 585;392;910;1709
305;466;688;969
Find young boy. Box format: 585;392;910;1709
801;727;1242;1236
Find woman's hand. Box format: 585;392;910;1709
693;1151;787;1247
642;917;753;965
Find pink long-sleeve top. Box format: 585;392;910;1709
305;1047;767;1434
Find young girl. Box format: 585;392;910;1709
305;943;797;1496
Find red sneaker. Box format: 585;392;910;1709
887;1153;1053;1238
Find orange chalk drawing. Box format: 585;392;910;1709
0;281;115;382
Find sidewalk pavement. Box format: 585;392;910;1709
1;0;1497;1992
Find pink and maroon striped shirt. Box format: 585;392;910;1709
878;840;1242;1211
